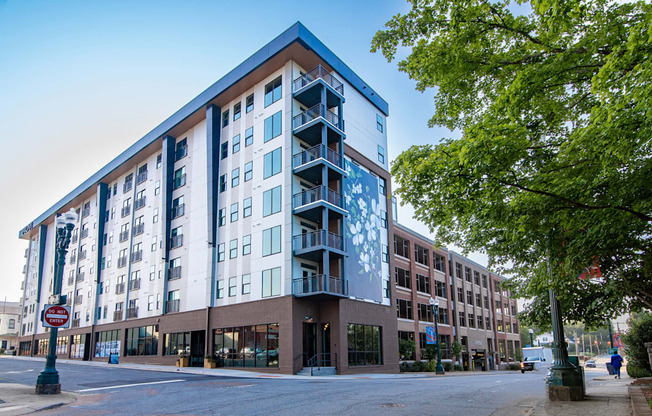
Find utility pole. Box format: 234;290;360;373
589;334;593;356
582;334;585;360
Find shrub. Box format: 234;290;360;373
627;363;652;379
443;362;453;371
399;339;416;360
454;365;464;371
622;312;652;376
412;361;426;372
0;348;5;354
424;360;438;372
399;362;410;372
508;364;520;371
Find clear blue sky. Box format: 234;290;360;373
0;0;478;301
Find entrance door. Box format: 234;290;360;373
303;322;317;366
301;264;318;292
190;331;206;367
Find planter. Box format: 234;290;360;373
204;358;217;369
176;356;190;367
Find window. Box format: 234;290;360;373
125;325;159;356
243;197;252;218
397;299;412;319
378;145;385;164
242;235;251;255
229;277;237;297
222;110;229;127
468;314;475;328
217;243;225;262
435;280;447;298
417;303;433;322
221;141;228;160
376;114;383;132
455;262;463;279
216;280;224;298
172;196;184;219
170;226;183;248
484;295;489;309
169;258;181;280
264;111;282;142
458;311;466;327
231;168;240;187
156;154;162;169
262;267;281;297
230;203;239;222
382;245;389;263
244;161;253;181
263;147;282;178
242;274;251;294
438;308;449;325
395;267;411;289
474;271;480;285
229;239;238;259
164;332;190;355
262;226;281;256
124;173;133;193
153;208;159;223
245;127;253;147
233;102;241;121
379;179;386;196
8;319;15;329
218;208;226;227
477;315;484;329
434;253;446;272
213;324;279;368
380;211;387;228
175;138;187;161
414;244;429;266
482;274;488;288
416;274;430;294
94;330;121;358
476;293;482;306
347;324;383;366
232;134;240;153
220;174;227;193
148;295;154;311
264;76;282;107
155;180;160;196
467;290;474;305
457;287;464;303
263;186;281;216
465;267;472;282
393;235;410;258
174;167;186;189
486;317;491;330
246;93;254;113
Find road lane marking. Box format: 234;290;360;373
77;379;185;392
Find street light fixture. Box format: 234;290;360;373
529;328;534;347
429;297;445;374
35;209;77;394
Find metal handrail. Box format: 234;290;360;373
292;103;344;132
292;185;344;210
306;352;337;372
293;65;344;95
292;230;343;251
292;275;348;296
292;144;342;169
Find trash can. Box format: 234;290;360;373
606;363;614;375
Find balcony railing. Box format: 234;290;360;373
123;182;133;193
121;206;131;217
129;278;141;291
292;144;342;169
74;296;83;305
134;197;146;210
165;299;180;313
293;230;344;251
136;171;148;184
175;145;188;161
293;275;348;297
76;273;85;283
292;104;343;132
119;230;129;242
293;65;344;95
79;250;87;261
113;310;123;321
172;204;185;219
168;266;182;280
80;228;89;239
67;276;75;286
293;186;344;210
134;223;144;236
174;175;186;189
117;256;128;268
69;255;76;263
126;307;138;319
72;318;80;328
72;234;78;243
115;283;125;294
82;207;91;218
131;251;143;263
170;235;183;249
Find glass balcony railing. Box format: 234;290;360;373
293;186;344;210
293;144;342;169
293;230;343;251
293;65;344;95
293;275;348;297
293;104;344;132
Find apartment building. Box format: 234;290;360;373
391;224;521;370
0;301;20;352
17;22;399;374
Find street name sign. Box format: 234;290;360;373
42;305;71;328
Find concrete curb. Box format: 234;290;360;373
0;383;76;416
629;385;652;416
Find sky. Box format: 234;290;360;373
0;0;487;302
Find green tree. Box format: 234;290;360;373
622;312;652;376
372;0;652;328
451;340;463;370
399;338;416;360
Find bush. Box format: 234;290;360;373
508;364;520;371
0;348;4;354
424;360;438;372
627;363;652;379
412;361;426;372
399;339;416;360
454;365;464;371
443;362;453;371
622;312;652;376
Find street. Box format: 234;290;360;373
0;357;611;415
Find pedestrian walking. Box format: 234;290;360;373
610;351;624;379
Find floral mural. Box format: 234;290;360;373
344;160;383;302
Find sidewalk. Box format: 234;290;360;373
0;384;75;416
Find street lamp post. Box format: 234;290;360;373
429;297;445;374
529;329;534;347
35;209;77;395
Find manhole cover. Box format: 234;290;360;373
380;403;404;408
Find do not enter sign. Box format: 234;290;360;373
42;305;71;328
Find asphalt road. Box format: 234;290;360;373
0;359;598;416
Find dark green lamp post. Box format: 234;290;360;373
35;209;77;394
429;297;445;374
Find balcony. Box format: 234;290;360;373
293;186;346;222
117;256;128;268
82;207;91;218
113;310;123;321
168;266;182;280
115;283;125;294
170;235;183;249
76;273;85;283
293;104;344;146
137;171;148;184
80;228;89;239
293;144;345;183
293;65;344;108
67;276;75;286
172;204;185;219
134;197;146;210
72;234;78;243
119;230;129;242
165;299;180;313
74;296;83;305
173;175;186;189
131;251;143;263
134;223;144;236
175;145;187;161
121;205;131;218
126;307;138;319
69;255;76;263
72;318;80;328
129;278;140;291
79;250;87;261
123;181;133;193
293;275;348;298
293;230;345;261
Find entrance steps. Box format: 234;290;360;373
297;366;336;376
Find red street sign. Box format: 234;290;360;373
42;304;71;328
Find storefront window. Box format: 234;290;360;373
125;325;159;356
347;324;382;366
213;323;278;368
95;330;121;358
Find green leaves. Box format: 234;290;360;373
374;0;652;327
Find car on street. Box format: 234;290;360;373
585;360;596;368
